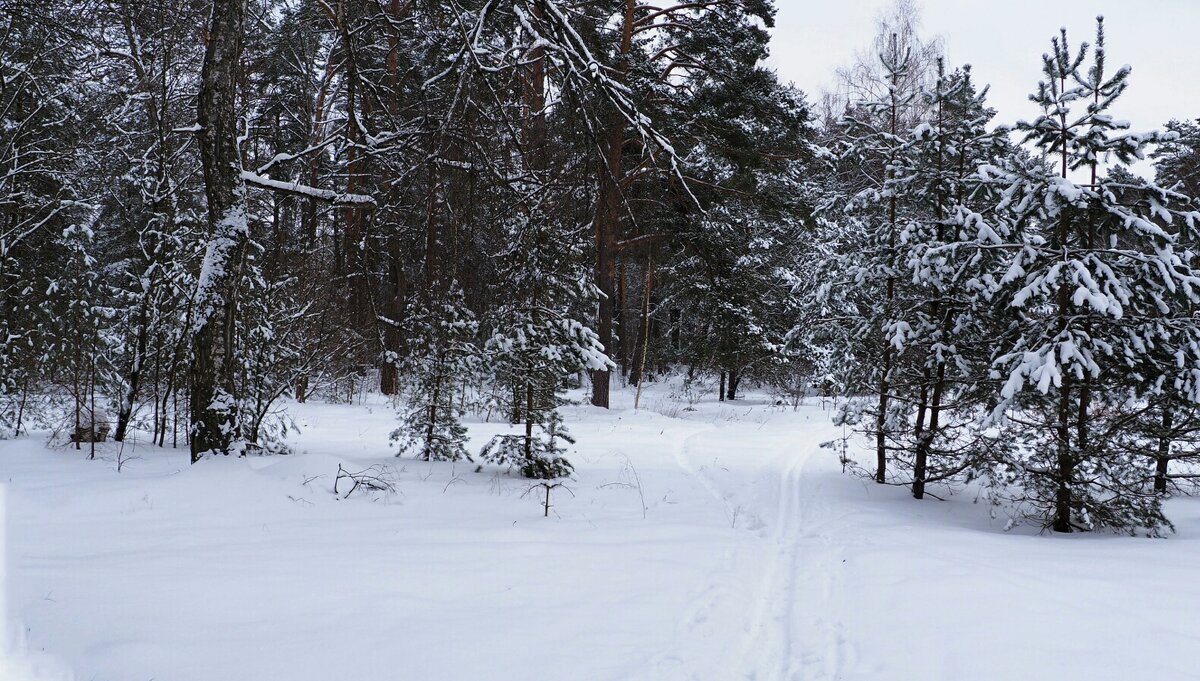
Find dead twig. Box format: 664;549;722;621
522;481;574;517
334;464;397;499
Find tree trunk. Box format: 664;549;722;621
1054;379;1074;533
524;380;535;462
911;374;930;498
296;375;309;403
1155;406;1172;494
632;250;654;408
114;296;151;441
726;366;740;401
628;254;655;388
590;0;635;409
913;363;946;500
1053;266;1074;533
875;368;889;484
617;261;628;373
378;0;405;395
191;0;249;462
1051;104;1074;532
669;308;681;353
337;7;369;324
590;124;620;408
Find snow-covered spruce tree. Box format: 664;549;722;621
984;19;1200;534
88;0;206;444
1097;167;1200;497
391;288;480;462
481;209;610;479
51;218;111;451
1145;125;1200;493
884;62;1016;499
786;133;862;411
232;248;297;455
470;6;608;478
672;203;806;400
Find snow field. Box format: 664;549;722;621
3;385;1200;680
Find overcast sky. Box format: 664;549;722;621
768;0;1200;138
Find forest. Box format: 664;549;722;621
4;0;1200;541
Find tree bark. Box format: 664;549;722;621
191;0;249;462
1155;406;1172;494
632;250;654;407
1052;91;1074;533
337;6;369;324
378;0;407;395
913;362;945;500
589;0;635;409
113;296;150;442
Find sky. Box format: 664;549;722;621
768;0;1200;147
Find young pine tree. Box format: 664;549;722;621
885;63;1014;499
391;288;480;462
985;19;1200;534
481;209;609;479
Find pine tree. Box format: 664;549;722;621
391;288;480;462
1154;118;1200;200
646;0;813;400
984;18;1200;534
482;207;610;478
885;62;1014;498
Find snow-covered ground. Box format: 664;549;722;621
4;383;1200;680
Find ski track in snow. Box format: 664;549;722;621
734;441;806;681
735;434;847;681
660;414;848;681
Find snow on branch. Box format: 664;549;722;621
239;171;376;206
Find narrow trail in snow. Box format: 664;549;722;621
674;415;847;681
631;422;734;681
733;441;809;681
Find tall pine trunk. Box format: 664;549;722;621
590;0;635;409
912;73;948;500
1051;81;1075;532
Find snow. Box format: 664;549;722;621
239;171;375;206
4;384;1200;680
